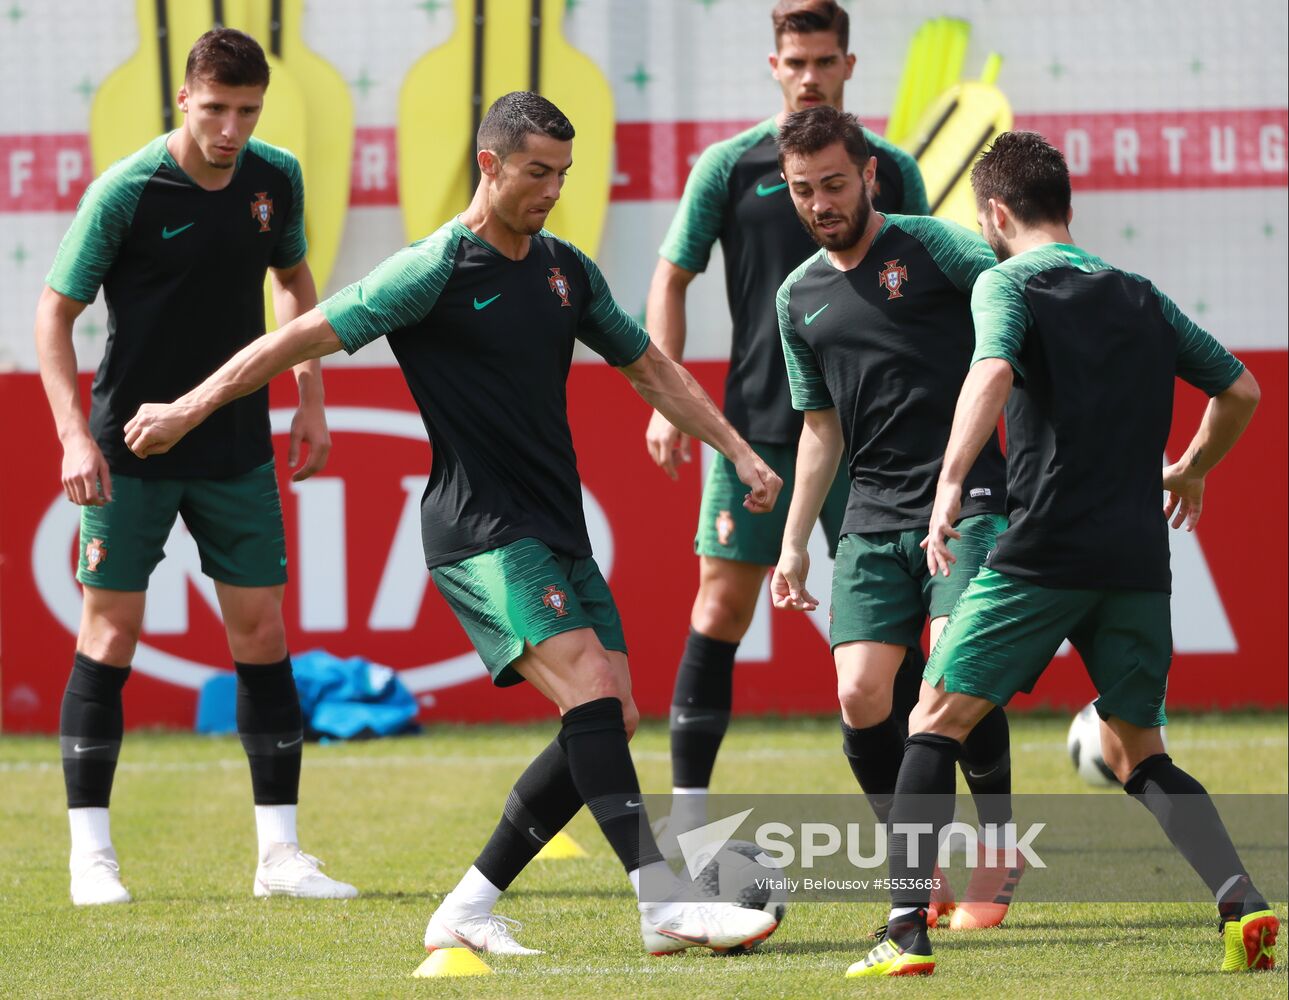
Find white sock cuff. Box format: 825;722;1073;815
68;807;112;854
255;804;299;855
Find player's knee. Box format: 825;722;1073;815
690;591;755;641
226;615;288;663
78;617;141;665
836;675;894;728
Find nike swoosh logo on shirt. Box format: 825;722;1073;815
73;744;109;753
804;304;830;325
473;294;501;310
161;223;195;239
756;181;788;196
276;736;304;749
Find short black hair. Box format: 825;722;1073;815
772;0;849;51
777;105;870;174
476;92;575;161
971;131;1072;226
185;28;270;89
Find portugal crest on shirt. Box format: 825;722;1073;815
879;259;908;300
542;584;570;617
250;192;274;232
547;267;572;307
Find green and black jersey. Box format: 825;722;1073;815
660;118;929;445
778;215;1007;534
971;243;1246;592
46;134;306;479
320;219;649;569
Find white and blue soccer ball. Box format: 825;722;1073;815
1067;702;1167;787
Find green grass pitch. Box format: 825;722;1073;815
1;714;1284;998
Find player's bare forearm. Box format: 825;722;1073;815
33;286;92;444
270;260;325;402
938;359;1013;491
782;408;843;554
625;343;748;463
1173;368;1260;479
644;259;697;362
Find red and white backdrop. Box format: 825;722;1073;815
1;1;1285;730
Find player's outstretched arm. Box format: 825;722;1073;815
124;309;343;460
1162;367;1260;532
34;285;112;506
270;259;331;482
923;358;1014;577
622;342;782;513
772;408;843;612
643;259;699;479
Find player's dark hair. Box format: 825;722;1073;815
776;105;871;174
971;131;1072;226
185;28;270;89
477;91;576;161
772;0;849;51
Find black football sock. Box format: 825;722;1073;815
559;697;663;873
960;705;1013;829
1124;753;1264;909
669;629;738;789
890;646;926;742
840;715;905;825
235;657;303;806
473;737;584;891
888;734;961;909
60;653;130;809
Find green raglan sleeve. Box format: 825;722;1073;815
865;129;931;216
894;215;997;293
970;266;1032;381
1152;285;1245;395
318;224;459;354
45;159;152;303
778;260;833;410
657;140;737;274
269;151;307;269
561;241;649;367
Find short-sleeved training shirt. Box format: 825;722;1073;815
970;243;1246;592
778;214;1007;534
659;118;929;445
320;219;650;569
46;134;306;479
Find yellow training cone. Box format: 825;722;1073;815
412;948;492;978
535;831;588;860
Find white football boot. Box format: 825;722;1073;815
253;842;358;899
70;847;131;905
424;908;542;955
641;900;778;955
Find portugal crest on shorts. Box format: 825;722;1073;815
878;259;908;300
716;510;735;546
250;192;274;232
547;267;572;307
85;538;107;572
542;584;570;617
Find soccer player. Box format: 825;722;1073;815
34;29;355;904
123;91;784;957
770;106;1019;931
852;131;1276;977
646;0;932;846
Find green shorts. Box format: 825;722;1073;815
430;537;627;687
695;441;849;566
829;514;1006;649
925;566;1172;728
77;460;287;591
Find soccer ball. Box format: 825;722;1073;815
695;839;788;947
1066;702;1167;787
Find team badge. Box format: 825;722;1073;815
250;192;274;232
878;259;908;300
542;584;570;617
716;510;735;546
547;267;572;307
85;538;107;572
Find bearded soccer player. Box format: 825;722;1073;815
124;91;785;957
851;131;1275;978
34;28;355;905
646;0;936;862
771;106;1019;931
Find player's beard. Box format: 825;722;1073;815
803;194;871;252
981;217;1011;261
